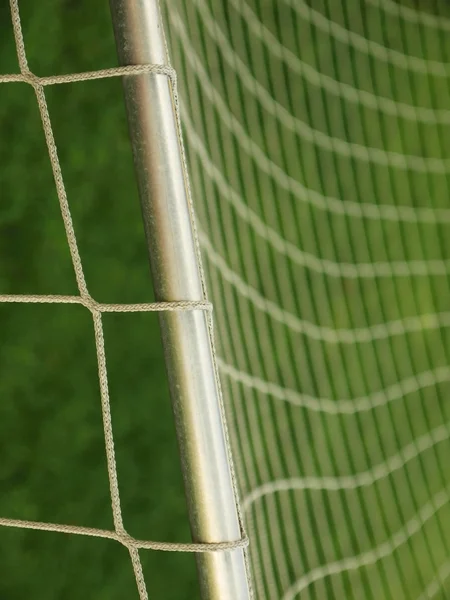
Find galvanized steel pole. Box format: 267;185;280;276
109;1;251;598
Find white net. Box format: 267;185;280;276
161;0;450;598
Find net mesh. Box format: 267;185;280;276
160;0;450;598
0;1;249;600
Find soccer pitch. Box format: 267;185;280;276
1;0;450;599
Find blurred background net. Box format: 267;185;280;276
2;0;450;599
162;0;450;599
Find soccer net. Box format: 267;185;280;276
160;0;450;599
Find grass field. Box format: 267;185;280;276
2;0;450;599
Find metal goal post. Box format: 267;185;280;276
109;1;253;599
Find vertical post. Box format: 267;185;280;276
109;1;251;599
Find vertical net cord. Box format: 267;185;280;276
8;3;145;594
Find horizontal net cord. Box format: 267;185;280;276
174;10;450;229
282;0;450;77
0;63;176;87
185;121;450;278
183;94;450;232
190;0;450;172
0;294;212;313
241;420;450;509
200;230;450;344
218;359;450;415
180;90;450;225
280;485;450;600
0;516;249;553
229;0;450;125
417;560;450;600
365;0;450;31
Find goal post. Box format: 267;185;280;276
108;1;252;599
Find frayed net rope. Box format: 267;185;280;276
0;1;250;599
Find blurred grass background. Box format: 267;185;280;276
2;0;450;599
